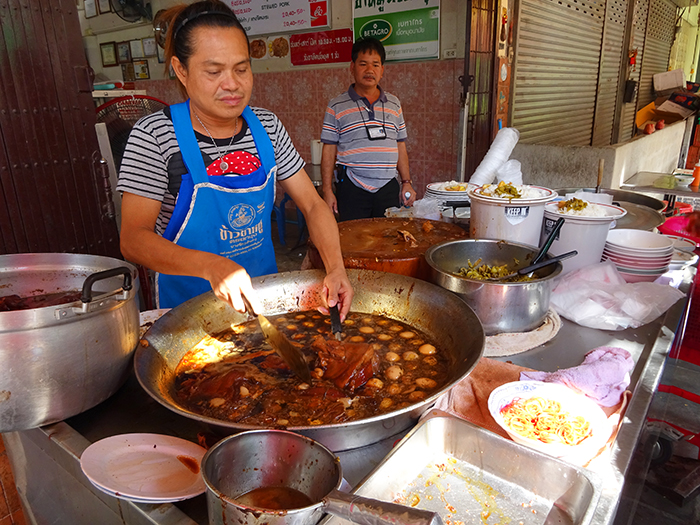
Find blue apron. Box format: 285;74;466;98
155;101;278;308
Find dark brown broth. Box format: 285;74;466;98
235;486;314;510
173;311;451;427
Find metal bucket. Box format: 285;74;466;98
425;239;562;335
0;253;140;432
202;430;441;525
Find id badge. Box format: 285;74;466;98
366;126;387;140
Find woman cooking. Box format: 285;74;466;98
117;0;352;318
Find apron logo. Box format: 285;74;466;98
228;204;256;229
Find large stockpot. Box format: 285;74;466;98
0;253;140;432
134;269;485;452
425;240;562;335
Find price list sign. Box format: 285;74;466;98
290;29;353;66
229;0;330;37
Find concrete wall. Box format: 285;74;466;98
511;118;688;191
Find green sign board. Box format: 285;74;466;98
353;1;440;61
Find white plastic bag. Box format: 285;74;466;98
550;262;685;331
495;159;523;185
468;127;520;186
385;198;442;221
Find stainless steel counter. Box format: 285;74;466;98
4;265;695;525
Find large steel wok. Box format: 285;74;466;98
135;269;485;451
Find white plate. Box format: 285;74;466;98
80;433;207;503
488;381;611;465
663;234;697;253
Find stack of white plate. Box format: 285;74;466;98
425;181;474;205
602;229;674;283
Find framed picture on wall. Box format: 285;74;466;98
116;41;131;64
100;41;118;67
142;37;157;58
97;0;111;14
157;44;165;64
133;60;150;80
84;0;98;19
130;39;145;59
121;62;136;82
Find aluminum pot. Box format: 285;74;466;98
425;239;562;335
202;430;441;525
0;253;140;432
134;269;485;452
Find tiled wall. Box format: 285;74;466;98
139;58;463;197
0;438;25;525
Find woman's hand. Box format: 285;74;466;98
204;256;262;314
319;267;353;321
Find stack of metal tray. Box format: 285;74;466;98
324;416;602;525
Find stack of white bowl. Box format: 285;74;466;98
602;229;674;283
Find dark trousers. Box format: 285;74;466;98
336;176;400;222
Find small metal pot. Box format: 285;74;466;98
425;239;561;335
0;253;140;432
202;430;441;525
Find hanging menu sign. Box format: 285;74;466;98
228;0;330;37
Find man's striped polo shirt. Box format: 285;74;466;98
321;85;407;193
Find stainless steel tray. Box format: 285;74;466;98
325;417;602;525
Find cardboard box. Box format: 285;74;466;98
653;69;685;96
635;101;686;132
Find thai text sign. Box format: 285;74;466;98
290;29;354;66
353;0;440;61
229;0;330;36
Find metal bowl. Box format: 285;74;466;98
425;239;562;335
134;269;485;452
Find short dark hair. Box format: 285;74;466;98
352;37;385;64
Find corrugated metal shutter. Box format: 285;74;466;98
511;0;606;145
592;0;629;146
637;0;676;109
619;0;651;142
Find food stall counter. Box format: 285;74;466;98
3;266;695;525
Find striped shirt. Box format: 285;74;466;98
117;106;303;235
321;85;407;193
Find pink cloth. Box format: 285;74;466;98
520;346;634;407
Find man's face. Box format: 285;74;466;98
173;26;253;121
350;50;384;92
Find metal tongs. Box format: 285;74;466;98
329;304;342;341
241;294;312;382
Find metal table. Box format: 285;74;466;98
4;266;695;525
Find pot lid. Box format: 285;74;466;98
614;202;665;231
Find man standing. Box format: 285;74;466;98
320;37;416;221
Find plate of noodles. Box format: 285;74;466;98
488;381;611;464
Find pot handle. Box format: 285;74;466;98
323;488;443;525
81;266;133;303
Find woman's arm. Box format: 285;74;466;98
279;169;353;319
119;192;261;313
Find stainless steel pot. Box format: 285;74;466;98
134;269;485;452
202;430;442;525
0;253;140;432
425;239;562;335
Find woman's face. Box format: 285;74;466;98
173;25;253;122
